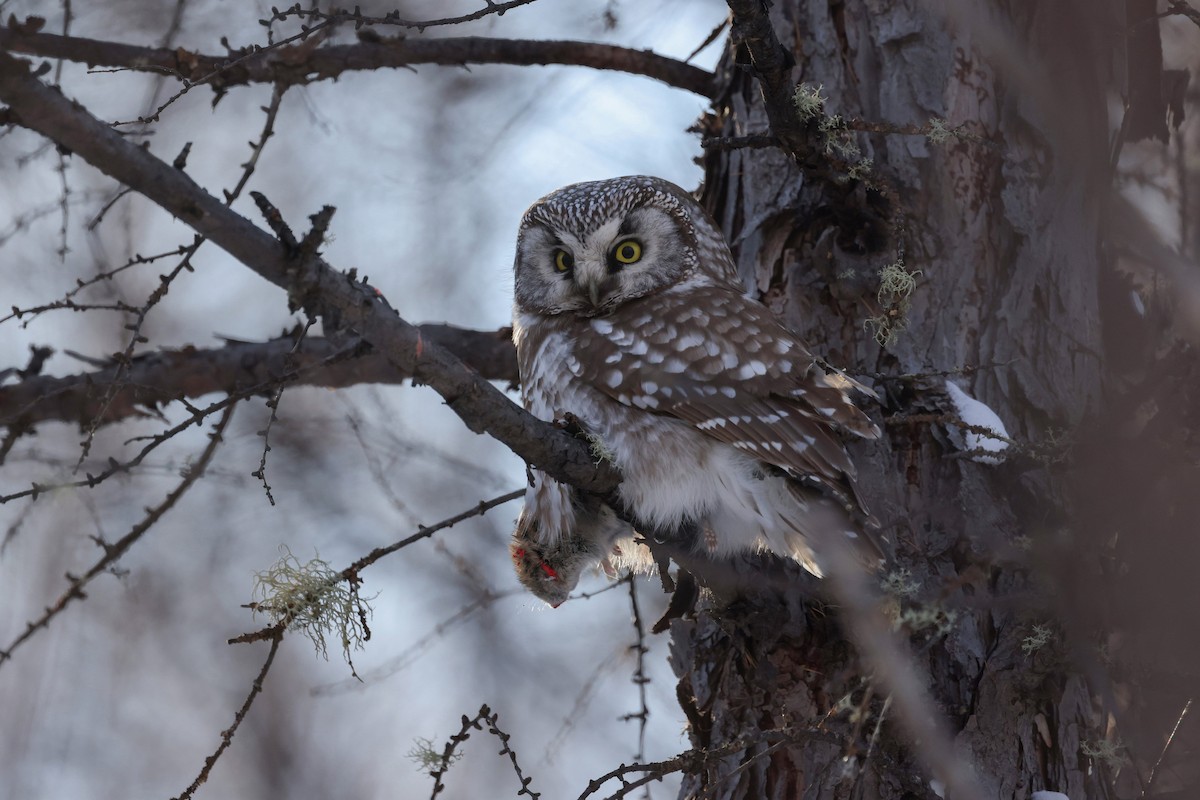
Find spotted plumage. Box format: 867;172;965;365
510;176;881;605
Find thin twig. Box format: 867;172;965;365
270;0;542;33
250;319;312;505
1;297;141;326
231;490;524;647
429;704;541;799
572;578;633;601
343;490;524;577
0;403;236;668
1141;697;1193;798
684;14;729;63
70;84;287;474
575;727;840;800
172;623;285;800
622;576;651;766
0;325;517;429
51;0;73;263
310;588;521;697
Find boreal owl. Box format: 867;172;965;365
509;176;881;605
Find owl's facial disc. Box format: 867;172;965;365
577;207;680;312
514;195;694;316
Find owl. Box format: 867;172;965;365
510;176;881;605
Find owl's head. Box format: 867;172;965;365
513;176;736;317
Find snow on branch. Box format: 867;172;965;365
943;381;1012;464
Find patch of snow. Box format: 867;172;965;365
1130;289;1145;317
929;779;945;798
1031;792;1069;800
944;381;1011;464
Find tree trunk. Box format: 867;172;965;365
670;2;1133;797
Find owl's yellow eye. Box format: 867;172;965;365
553;249;574;273
613;239;642;265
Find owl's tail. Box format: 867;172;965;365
778;483;888;577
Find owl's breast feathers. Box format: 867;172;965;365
518;285;878;520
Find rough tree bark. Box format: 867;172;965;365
669;2;1146;798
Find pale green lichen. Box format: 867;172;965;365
847;157;874;180
925;117;983;145
895;605;958;637
865;259;922;347
926;117;952;144
407;736;463;776
792;83;869;168
1021;623;1053;656
793;82;827;120
864;307;908;347
1081;739;1127;771
880;568;921;599
252;546;374;663
585;431;616;465
877;260;922;301
819;114;864;162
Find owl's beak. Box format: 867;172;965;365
586;280;603;309
580;271;617;310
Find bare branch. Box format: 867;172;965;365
342;489;523;578
0;338;363;504
0;27;717;99
428;704;541;799
724;0;817;165
0;325;519;429
575;727;839;800
0;50;619;496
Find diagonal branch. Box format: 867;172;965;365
0;27;717;99
0;326;518;428
0;49;619;496
724;0;816;165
